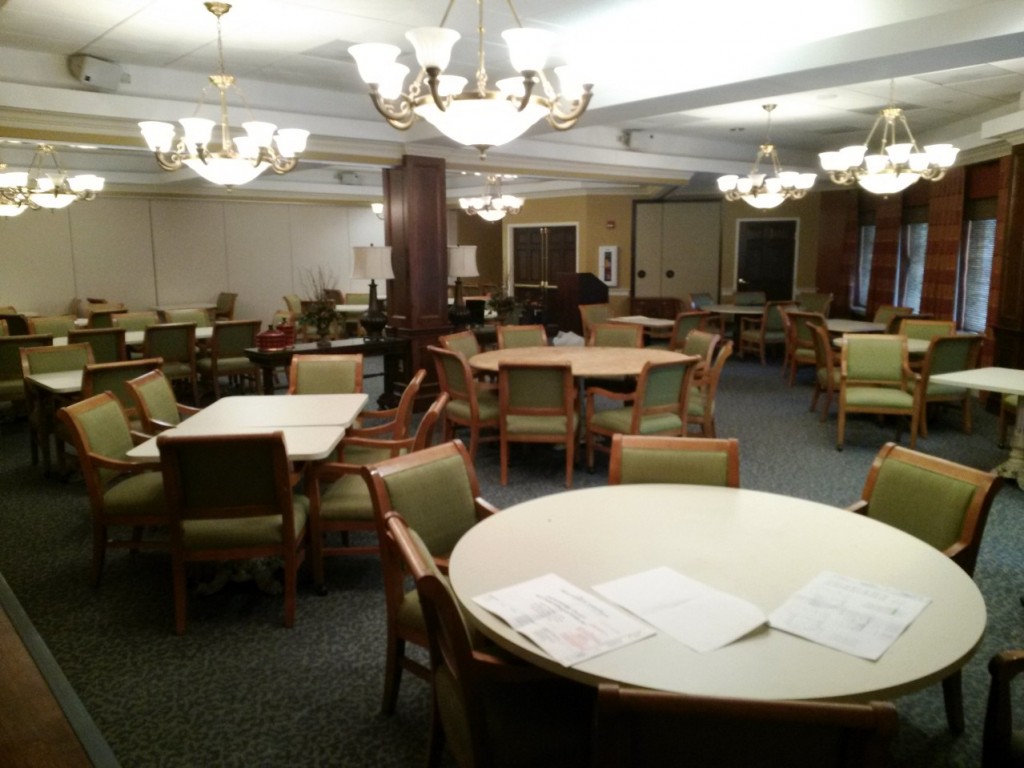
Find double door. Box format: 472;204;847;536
634;201;721;301
512;225;577;320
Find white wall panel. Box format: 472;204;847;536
150;200;227;308
0;210;75;315
223;202;292;325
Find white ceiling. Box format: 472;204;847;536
1;0;1024;202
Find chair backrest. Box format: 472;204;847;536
498;360;575;425
0;313;31;335
841;334;910;386
143;322;196;365
983;649;1024;768
497;324;548;349
0;334;52;381
20;342;94;376
669;311;711;350
27;315;77;336
700;338;733;409
288;353;364;394
215;292;238;319
283;294;304;315
787;311;827;352
609;434;740;487
688;292;714;310
162;308;210;327
898;317;956;340
86;308;128;328
809;320;835;377
796;291;833;316
588;322;643;348
210;319;260;359
629;356;701;432
579;303;611;337
82;357;164;411
57;392;136;489
430;344;477;405
858;442;1002;575
413;392;449;451
112;311;160;331
919;334;983;384
682;329;721;369
125;369;190;433
439;330;481;359
594;683;898;768
734;290;766;306
68;327;127;363
762;300;795;333
872;304;913;329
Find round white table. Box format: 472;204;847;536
469;346;689;377
449;485;985;702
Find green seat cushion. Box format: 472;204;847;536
182;495;309;550
591;408;682;434
446;390;499;422
319;474;374;521
505;413;576;435
102;471;166;517
844;387;915;409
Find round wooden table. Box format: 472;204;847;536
469;346;690;377
449;484;985;702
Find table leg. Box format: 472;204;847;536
996;405;1024;489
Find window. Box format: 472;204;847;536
855;224;875;309
898;222;928;312
958;218;996;333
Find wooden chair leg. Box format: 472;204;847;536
381;634;404;715
943;670;965;734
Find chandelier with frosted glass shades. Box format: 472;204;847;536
819;82;959;196
348;0;593;159
138;2;309;188
459;174;523;221
717;104;816;210
0;144;104;215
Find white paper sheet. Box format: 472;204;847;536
593;566;767;653
473;573;656;667
768;570;931;661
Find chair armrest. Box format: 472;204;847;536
93;453;157;474
435;555;450;575
475;497;500;518
346;420;399;438
130;429;152;444
584;385;634;403
846;500;869;515
177;404;201;419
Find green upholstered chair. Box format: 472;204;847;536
306;387;445;589
0;312;31;335
56;392;167;585
439;329;482;359
688;292;714;310
579;302;611;339
0;333;51;417
668;311;712;351
738;301;794;365
898;317;956;341
287;353;363;395
195;319;260;399
808;320;840;422
497;323;548;349
384;511;594;768
681;329;720;375
124;368;200;435
588;322;642;348
160;307;210;327
214;291;237;321
795;291;833;316
81;357;164;431
608;434;740;487
84;306;127;328
594;682;897;768
497;360;578;487
685;339;733;437
27;315;77;337
999;393;1018;448
784;310;826;386
143;322;199;405
363;439;500;715
430;344;499;460
872;304;913;333
850;441;1002;733
836;334;921;450
68;327;127;363
157;431;309;635
734;290;766;306
111;311;160;332
913;334;983;438
584;356;701;471
341;368;425;460
983;649;1024;768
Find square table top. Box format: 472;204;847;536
929;366;1024;396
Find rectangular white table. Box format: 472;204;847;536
826;318;887;334
55;326;214;348
929;366;1024;487
609;315;675;330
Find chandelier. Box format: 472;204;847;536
0;144;104;213
138;2;309;188
819;83;959;195
717;104;816;210
459;174;523;221
348;0;593;158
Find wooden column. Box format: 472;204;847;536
992;147;1024;368
383;155;450;402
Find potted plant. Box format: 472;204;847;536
299;266;344;346
486;288;519;324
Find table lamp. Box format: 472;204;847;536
352;245;394;340
448;245;479;328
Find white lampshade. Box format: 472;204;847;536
501;27;553;73
415;97;548;149
183;156;270;187
138;121;176;152
349;43;401;84
406;27;460;70
0;200;26;217
448;245;479;279
352;245;395;280
180;117;215;149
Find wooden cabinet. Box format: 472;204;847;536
633;201;721;302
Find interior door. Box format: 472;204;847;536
512;225;577;319
737;220;797;300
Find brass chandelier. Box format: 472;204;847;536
348;0;593;158
0;144;104;214
138;2;309;188
459;174;523;221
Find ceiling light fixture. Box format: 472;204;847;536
717;104;816;210
138;2;309;188
459;174;523;221
348;0;593;159
0;144;104;213
371;202;385;220
819;82;959;195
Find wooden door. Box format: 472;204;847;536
634;201;721;301
512;225;577;317
737;219;797;301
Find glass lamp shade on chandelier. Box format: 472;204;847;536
717;104;816;210
0;144;104;216
819;84;959;195
138;2;309;188
459;175;523;221
348;0;593;158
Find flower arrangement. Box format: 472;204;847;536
486;288;519;323
299;266;344;344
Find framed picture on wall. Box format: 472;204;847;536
599;245;618;287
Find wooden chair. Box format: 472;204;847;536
56;393;167;585
68;327;127;363
579;302;611;339
112;311;160;332
898;317;956;341
81;357;164;431
497;360;578;487
738;301;794;364
85;307;128;329
28;315;77;337
872;304;913;333
160;308;210;327
914;334;983;438
195;319;261;399
363;439;500;714
124;369;200;435
143;322;199;405
685;339;733;437
808;320;840;422
680;329;720;382
850;441;1002;732
734;290;766;306
836;334;921;451
668;310;712;351
214;291;237;321
0;312;31;335
784;311;826;386
587;322;643;348
796;291;833;316
983;649;1024;768
0;333;51;416
384;510;595;768
287;353;363;395
609;434;740;487
594;683;897;768
584;356;701;472
157;431;309;634
438;329;481;359
430;344;499;460
496;323;548;349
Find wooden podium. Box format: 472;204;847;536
554;272;609;335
